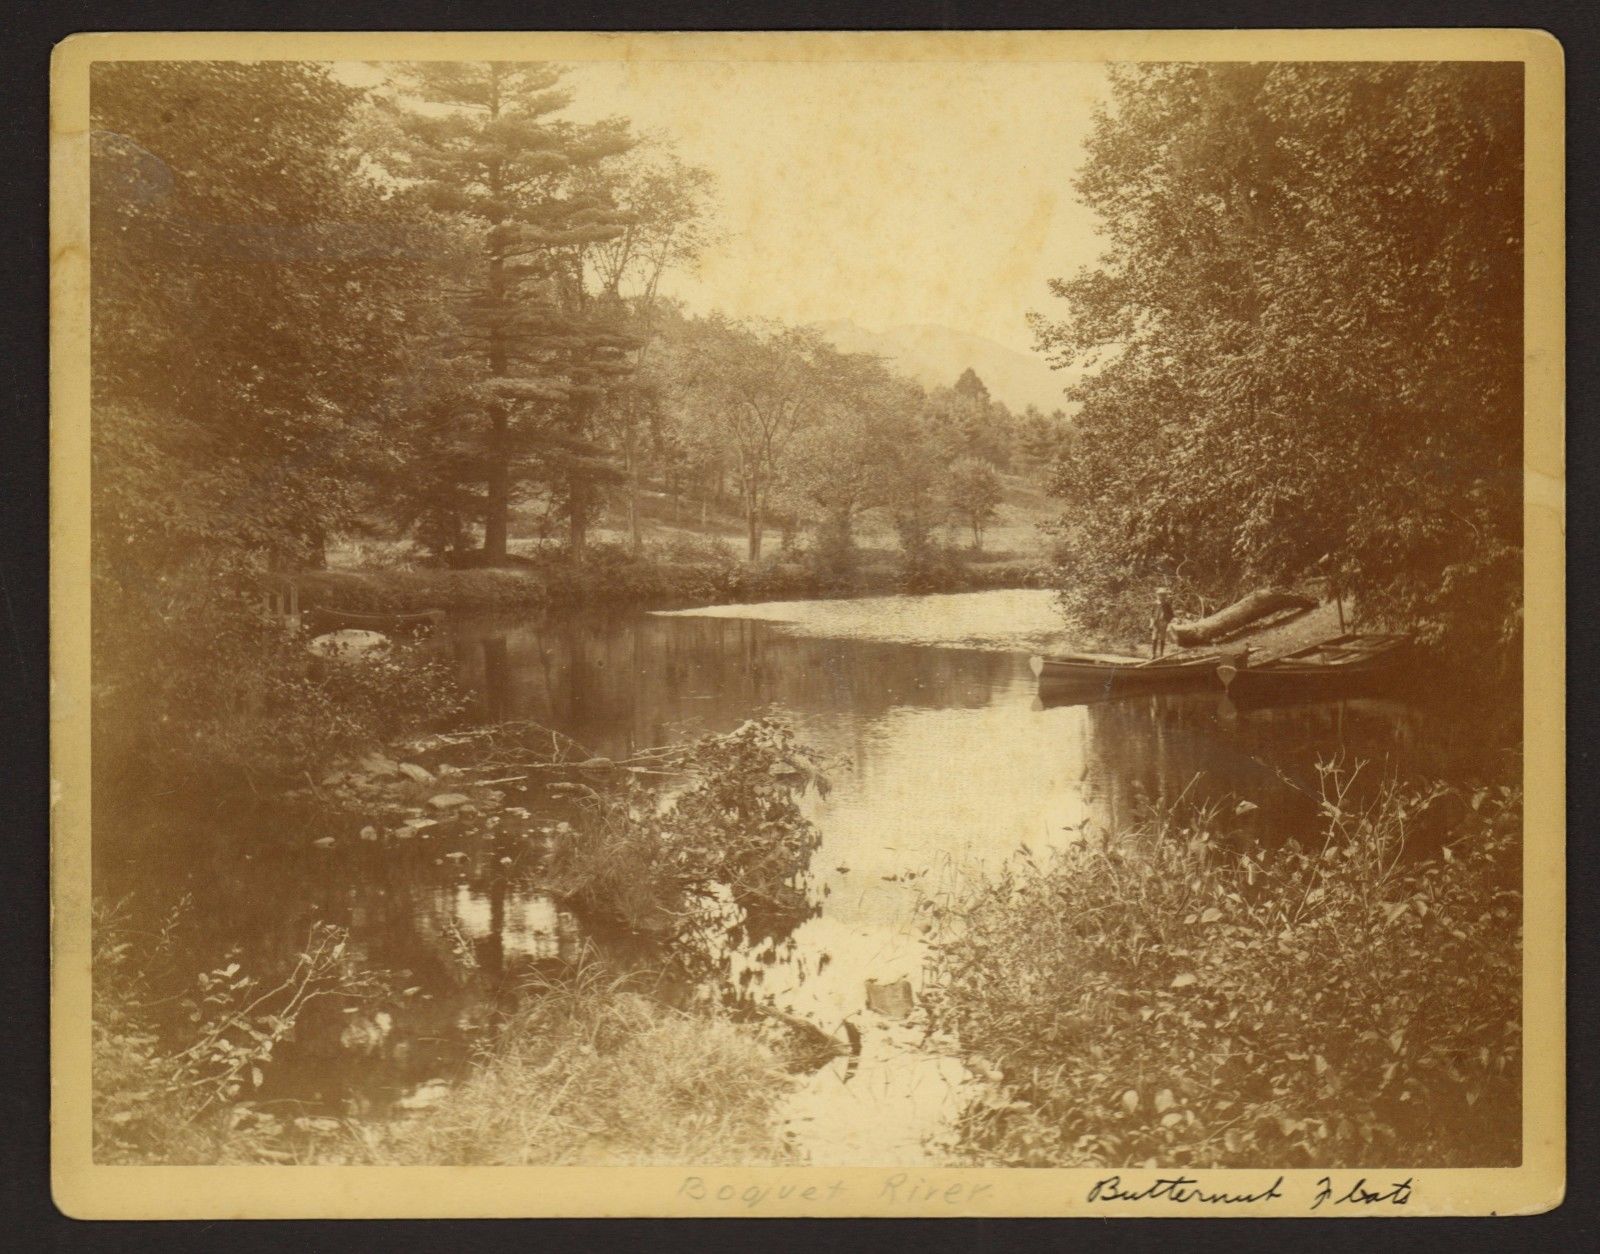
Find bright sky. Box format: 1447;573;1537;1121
337;59;1110;353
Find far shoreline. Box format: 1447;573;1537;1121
290;553;1053;617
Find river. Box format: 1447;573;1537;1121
97;588;1511;1164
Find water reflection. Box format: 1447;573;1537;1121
433;593;1501;1162
98;590;1507;1164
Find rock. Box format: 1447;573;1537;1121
396;1079;451;1111
865;977;915;1019
311;836;337;849
339;1008;394;1055
427;793;472;811
398;762;436;785
359;826;379;842
308;630;391;660
359;754;403;778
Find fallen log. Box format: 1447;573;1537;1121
1170;587;1318;647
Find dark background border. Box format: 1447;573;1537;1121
3;3;1593;1250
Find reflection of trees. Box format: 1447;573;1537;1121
1076;689;1489;849
452;611;1022;761
481;636;510;723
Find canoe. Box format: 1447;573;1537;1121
1030;648;1243;692
1216;633;1410;704
302;606;447;637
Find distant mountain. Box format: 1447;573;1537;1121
816;319;1076;413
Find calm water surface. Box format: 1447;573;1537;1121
100;589;1508;1164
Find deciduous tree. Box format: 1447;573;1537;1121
1032;63;1522;654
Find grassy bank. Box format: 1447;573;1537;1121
92;718;826;1166
922;768;1522;1169
296;546;1047;615
353;978;795;1166
94;924;796;1167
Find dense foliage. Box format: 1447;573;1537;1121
923;771;1522;1168
93;898;794;1166
93;898;397;1164
548;718;825;941
1033;63;1523;656
90;62;464;790
377;62;638;562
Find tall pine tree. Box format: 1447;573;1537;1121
385;62;636;563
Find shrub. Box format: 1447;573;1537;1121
650;533;740;566
547;717;824;938
93;898;396;1164
94;590;467;793
922;768;1522;1168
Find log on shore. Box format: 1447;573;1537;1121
1170;587;1318;647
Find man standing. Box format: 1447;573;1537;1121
1150;587;1175;659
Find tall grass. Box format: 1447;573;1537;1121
359;969;795;1166
921;766;1522;1168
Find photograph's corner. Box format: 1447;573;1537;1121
48;31;103;93
1508;1162;1567;1217
1513;25;1566;76
49;1157;110;1223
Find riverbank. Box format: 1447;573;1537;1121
92;714;836;1166
922;770;1522;1168
92;588;1518;1168
294;548;1048;615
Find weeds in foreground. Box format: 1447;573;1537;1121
921;766;1522;1168
92;898;397;1164
93;902;798;1166
353;966;796;1166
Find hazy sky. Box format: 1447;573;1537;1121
338;59;1110;352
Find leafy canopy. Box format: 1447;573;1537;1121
1033;63;1522;654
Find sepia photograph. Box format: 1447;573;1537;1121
50;29;1563;1218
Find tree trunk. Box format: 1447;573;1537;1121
483;410;510;565
482;132;510;567
1171;587;1318;647
569;477;588;563
745;483;763;563
627;444;643;554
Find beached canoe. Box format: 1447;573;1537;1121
1030;649;1242;692
1216;633;1410;704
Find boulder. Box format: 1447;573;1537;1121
866;976;915;1019
307;629;391;660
